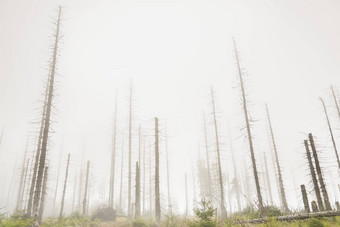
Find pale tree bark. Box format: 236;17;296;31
59;154;70;218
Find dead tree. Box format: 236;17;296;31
203;113;212;197
83;161;90;215
155;117;161;226
301;184;310;213
304;140;324;211
27;69;50;217
185;173;188;219
59;153;70;218
128;80;133;218
33;6;62;219
265;104;288;212
331;86;340;120
119;134;125;213
143;136;146;215
229;129;241;211
234;40;264;215
210;88;227;218
135;162;141;218
38;166;48;223
165;128;171;214
71;171;77;212
16;138;29;210
109;93;118;208
21;158;30;210
309;133;332;211
53;139;63;210
320;98;340;169
263;153;274;206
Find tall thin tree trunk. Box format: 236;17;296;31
119;134;125;213
308;133;331;211
16;138;29;210
165;128;171;214
304;140;324;211
234;40;264;215
229;129;241;212
210;88;227;218
263;153;274;206
59;154;70;218
33;6;62;219
27;71;50;217
53;138;64;210
71;170;77;212
320;98;340;169
143;136;146;215
300;185;310;213
135;162;140;218
109;93;118;208
128;80;133;219
77;168;83;211
155;117;161;226
331;86;340;120
185;173;188;219
203;113;212;197
21;158;30;210
38;166;48;224
265;104;288;212
83;161;90;215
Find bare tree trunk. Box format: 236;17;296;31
265;104;288;212
135;162;140;218
71;171;77;212
263;153;274;206
119;134;125;213
53;138;63;210
143;136;146;215
16;138;29;210
77;168;83;212
320;98;340;170
33;6;62;219
83;161;90;215
185;173;188;219
304;140;324;211
38;166;48;224
331;86;340;120
59;154;70;218
210;88;227;218
309;133;331;211
109;93;118;208
300;185;310;213
233;40;264;215
165;129;171;215
229;129;241;212
155;117;161;226
27;71;49;217
21;158;30;210
128;80;133;219
203;113;212;197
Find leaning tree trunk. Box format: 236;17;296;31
38;166;48;224
309;133;331;211
234;39;264;215
135;162;141;218
59;153;70;218
229;129;241;211
53;139;63;210
16;138;29;210
304;140;324;211
203;113;212;197
265;104;289;212
320;98;340;170
33;6;62;219
331;86;340;120
210;88;227;218
263;153;274;206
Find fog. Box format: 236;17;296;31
0;0;340;222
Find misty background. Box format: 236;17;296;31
0;0;340;217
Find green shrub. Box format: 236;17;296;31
132;218;147;227
91;204;116;222
187;199;216;227
307;218;324;227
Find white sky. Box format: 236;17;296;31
0;0;340;216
